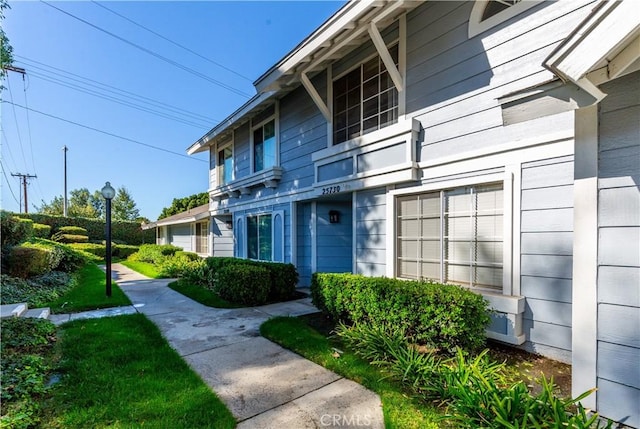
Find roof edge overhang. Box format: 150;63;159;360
543;0;640;103
186;0;420;155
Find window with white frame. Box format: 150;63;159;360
218;144;233;186
481;0;521;21
333;43;399;145
253;119;276;172
195;220;209;254
468;0;539;38
396;183;503;290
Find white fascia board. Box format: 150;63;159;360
254;0;380;93
186;91;275;155
545;0;640;87
154;212;210;228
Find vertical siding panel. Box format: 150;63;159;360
356;188;387;277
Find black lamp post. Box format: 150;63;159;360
101;181;116;297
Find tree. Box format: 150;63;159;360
37;196;64;216
90;190;104;219
0;0;14;88
112;187;140;221
69;188;98;218
158;192;208;220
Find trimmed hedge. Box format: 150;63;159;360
213;264;270;306
10;212;154;245
67;243;139;260
175;251;199;261
56;226;87;235
32;223;51;238
29;239;87;273
52;233;89;244
203;257;298;301
311;273;491;352
7;246;51;278
1;212;34;247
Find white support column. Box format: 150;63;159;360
572;104;599;409
301;72;331;122
368;22;403;92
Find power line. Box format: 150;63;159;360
41;1;253;99
17;56;219;124
0;159;20;206
1;129;20;174
3;101;207;163
21;74;46;203
5;78;30;171
27;71;211;129
91;1;253;82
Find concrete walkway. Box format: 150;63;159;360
54;264;384;428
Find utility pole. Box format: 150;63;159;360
11;173;37;213
62;145;68;217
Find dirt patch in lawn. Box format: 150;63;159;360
300;313;572;398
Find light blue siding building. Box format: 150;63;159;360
178;1;639;425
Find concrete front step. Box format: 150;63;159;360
0;303;51;320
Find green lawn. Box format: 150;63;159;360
120;259;164;278
47;262;131;313
260;316;443;429
168;280;244;308
40;314;235;428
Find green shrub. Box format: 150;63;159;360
52;233;89;243
181;259;210;287
133;244;182;264
29;239;87;273
57;225;88;235
1;272;74;307
68;242;107;258
175;251;200;261
311;273;490;352
21;241;65;272
7;246;51;278
262;262;298;301
11;212;155;244
213;264;270;306
32;223;51;239
158;253;202;278
1;212;33;247
114;244;139;259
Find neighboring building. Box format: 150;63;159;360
142;204;233;257
183;1;638;425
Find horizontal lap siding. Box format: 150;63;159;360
405;1;592;162
212;217;233;257
169;224;192;252
520;156;574;362
356;188;386;277
596;71;640;428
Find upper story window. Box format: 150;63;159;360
218;145;233;186
469;0;540;38
333;43;399;145
252;118;277;172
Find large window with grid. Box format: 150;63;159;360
333;44;399;145
396;184;503;290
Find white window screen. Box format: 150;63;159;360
396;184;503;290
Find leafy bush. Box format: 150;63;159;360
311;273;490;352
56;225;88;235
202;257;298;301
29;239;87;273
52;233;89;243
336;323;610;428
32;223;51;239
68;243;107;258
181;259;210;287
1;212;33;247
7;246;51;278
175;251;200;261
213;264;270;306
0;272;73;307
1;318;57;429
22;241;65;271
158;253;202;278
114;244;139;259
10;212;155;244
131;244;182;264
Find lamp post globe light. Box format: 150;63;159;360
101;182;116;297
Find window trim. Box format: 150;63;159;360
468;0;542;38
217;140;234;187
387;172;514;298
250;102;280;174
236;210;285;262
329;36;403;147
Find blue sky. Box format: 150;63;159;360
1;0;344;220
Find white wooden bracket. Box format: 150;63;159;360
368;22;404;92
301;72;331;122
